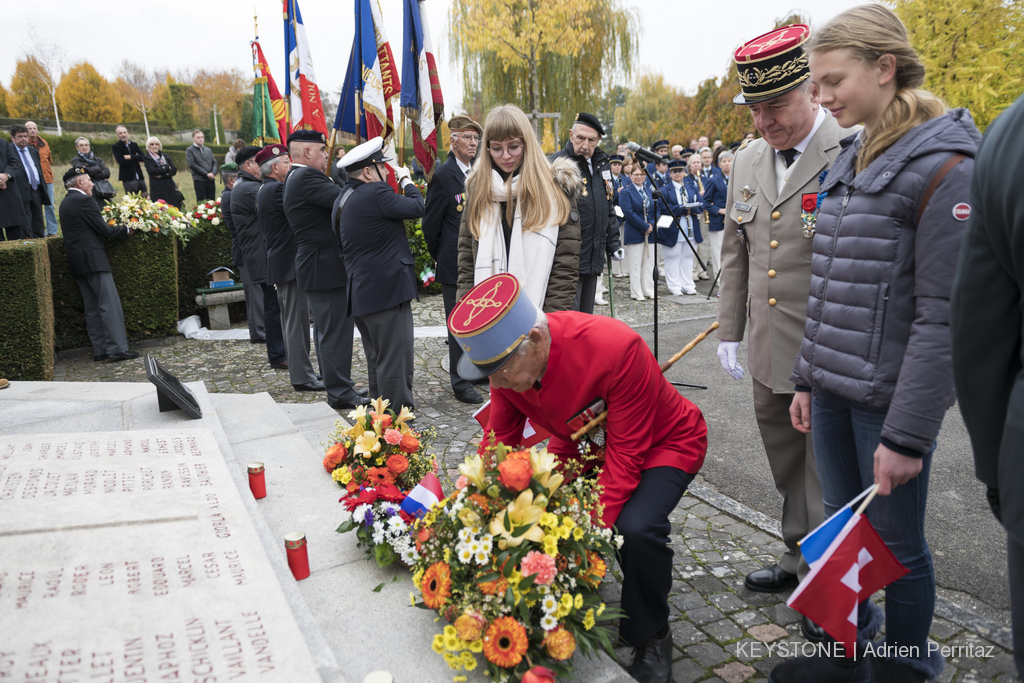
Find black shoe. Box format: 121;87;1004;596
870;656;927;683
454;387;484;404
93;354;108;362
768;648;869;683
328;395;371;410
627;632;673;683
744;564;798;593
250;338;267;344
270;360;289;369
107;351;140;362
293;380;325;392
355;387;369;397
801;615;828;643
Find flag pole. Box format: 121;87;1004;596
254;12;266;145
399;110;406;166
854;484;880;516
355;90;362;145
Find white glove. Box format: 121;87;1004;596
717;340;744;380
392;164;412;185
610;247;625;262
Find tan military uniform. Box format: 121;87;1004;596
717;111;850;576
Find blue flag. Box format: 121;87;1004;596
799;485;874;566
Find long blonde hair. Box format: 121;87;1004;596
807;4;946;173
463;104;571;238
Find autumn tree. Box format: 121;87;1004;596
56;62;123;123
192;69;246;144
0;82;10;118
16;28;67;133
116;61;157;138
888;0;1024;129
613;72;680;145
449;0;640;136
10;57;60;123
150;74;199;130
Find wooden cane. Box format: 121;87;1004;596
570;321;720;441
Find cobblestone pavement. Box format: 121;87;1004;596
52;273;1018;682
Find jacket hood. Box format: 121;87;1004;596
551;156;583;199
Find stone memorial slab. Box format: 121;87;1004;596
0;430;323;682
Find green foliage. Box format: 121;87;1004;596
406;217;442;295
150;81;198;130
10;57;56;120
56;62;123;123
47;233;178;352
0;240;55;381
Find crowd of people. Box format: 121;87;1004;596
2;4;1021;682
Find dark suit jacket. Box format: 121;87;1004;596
59;189;128;276
12;144;50;206
282;165;344;291
113;140;146;182
422;154;467;285
229;171;266;283
257;178;296;285
702;173;728;232
221;187;241;266
339;179;424;317
0;138;26;230
144;153;179;206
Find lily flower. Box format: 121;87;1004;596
490;489;546;549
459;455;488;491
354;431;381;458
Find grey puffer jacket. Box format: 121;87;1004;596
791;108;981;455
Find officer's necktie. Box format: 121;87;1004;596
780;148;798;168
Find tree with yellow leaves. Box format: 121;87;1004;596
10;57;60;122
116;61;157;139
191;69;246;145
0;81;10;118
56;62;123;123
449;0;639;137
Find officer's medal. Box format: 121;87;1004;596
741;185;756;200
566;397;607;455
455;193;464;212
582;177;588;198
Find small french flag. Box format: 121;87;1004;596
400;473;445;517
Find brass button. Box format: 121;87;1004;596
737;216;743;223
770;240;779;249
768;269;776;278
771;210;781;220
769;298;777;306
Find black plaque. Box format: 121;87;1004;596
145;355;203;419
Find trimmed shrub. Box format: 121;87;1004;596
176;222;238;325
0;240;55;380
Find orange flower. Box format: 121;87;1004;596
453;612;487;641
323;443;347;473
467;493;491;515
482;617;528;668
498;458;533;492
366;467;395;486
507;449;531;461
544;627;576;661
346;479;359;493
585;551;607;586
153;227;160;233
421;561;452;609
400;434;420;453
522;666;557;683
416;526;433;553
386;454;409;474
107;219;115;226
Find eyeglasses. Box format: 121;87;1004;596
488;141;525;158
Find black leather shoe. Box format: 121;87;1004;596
328;395;371;410
93;354;108;362
454;387;484;404
293;380;325;392
108;351;140;362
801;615;828;643
250;338;267;344
627;632;673;683
744;564;798;593
355;387;369;397
768;648;869;683
270;360;289;369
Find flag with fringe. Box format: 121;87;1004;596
283;0;329;137
400;0;444;179
251;39;289;144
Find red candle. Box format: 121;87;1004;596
248;462;266;499
284;532;310;580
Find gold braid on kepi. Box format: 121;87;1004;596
733;24;811;105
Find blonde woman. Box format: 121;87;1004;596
456;104;581;311
143;137;181;208
777;6;981;683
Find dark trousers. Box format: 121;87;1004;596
355;301;415;410
24;191;45;238
260;283;286;365
305;286;359;405
1;225;24;240
574;273;599;314
73;271;129;357
123;179;147;195
1008;532;1024;678
616;466;695;647
442;283;474;393
193;178;216;201
237;264;265;341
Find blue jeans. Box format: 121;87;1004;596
44;183;57;235
811;390;943;678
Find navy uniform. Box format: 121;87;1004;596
608;154;627;278
645;139;670;178
336;137;424;411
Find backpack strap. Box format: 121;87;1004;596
917;153;967;224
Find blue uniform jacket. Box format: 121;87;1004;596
702;173;728;233
619;181;660;246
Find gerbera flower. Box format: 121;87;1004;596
481;617;528;668
421;562;452;609
366;467;395;486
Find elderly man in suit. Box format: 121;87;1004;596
59;166;138;362
112;125;147;196
336;138;424;411
10;124;50;238
423;114;484;404
283;129;368;410
0;136;26;240
715;24;853;640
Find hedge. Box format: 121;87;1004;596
47;233;179;352
176;223;241;326
0;240;55;381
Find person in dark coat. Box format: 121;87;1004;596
337;137;424;411
423;114;484;404
330;147;348;187
72;137;114;207
0;136;26;240
951;94;1024;680
231;146;285;369
548;112;622;314
143;137;181;208
682;154;707;281
283;129;368;410
9;125;49;238
701;150;731;282
59;167;138;363
256;143;323;393
112;125;147;195
220;163;261;342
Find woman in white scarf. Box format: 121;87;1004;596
456;105;582;312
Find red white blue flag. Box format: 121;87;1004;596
283;0;329;137
400;472;445;517
400;0;444;179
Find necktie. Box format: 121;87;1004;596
780;148;798;168
20;147;38;189
676;185;682;204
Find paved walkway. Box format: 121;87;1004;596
51;274;1018;682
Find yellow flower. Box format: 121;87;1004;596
354;431;381;458
444;547;451;563
461;652;477;670
458;507;481;528
410;592;416;606
573;527;585;541
540;512;558;528
444;633;460;651
369;396;391;416
432;634;445;654
597;602;606;616
469;639;483;653
560;593;573;610
574;594;583;609
331;466;352;484
458;455;487;491
347;404;368;425
530;448;564;494
395;404;415;426
489;489;546;549
543;535;559;556
413;569;424;590
583;609;596;630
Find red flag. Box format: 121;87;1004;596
252;41;290;144
788;514;908;656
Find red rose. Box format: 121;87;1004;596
522;666;557;683
498;458;533;492
323;443;347;472
386;454;409;474
802;193;817;212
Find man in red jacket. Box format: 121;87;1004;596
448;273;707;683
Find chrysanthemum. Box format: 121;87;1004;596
481;617;528;668
541;595;558;614
384;428;403;445
540;613;559;631
421;562;452;609
458;548;473;564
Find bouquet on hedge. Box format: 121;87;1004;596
190;198;223;229
101;193;196;242
324;398;438;566
410;442;623;682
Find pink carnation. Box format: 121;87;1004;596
455;475;469;490
384;428;403;445
521;550;557;585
